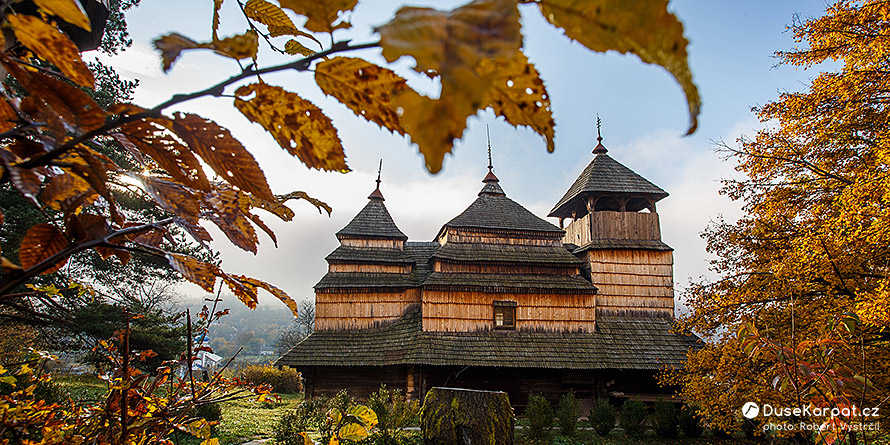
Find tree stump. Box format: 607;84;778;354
421;387;514;445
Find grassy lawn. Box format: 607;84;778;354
214;393;303;444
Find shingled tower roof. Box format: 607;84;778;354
548;128;668;218
336;171;408;241
440;170;563;236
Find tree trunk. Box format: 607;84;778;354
421;387;513;445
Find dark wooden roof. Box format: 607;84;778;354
336;197;408;241
549;154;668;218
440;180;563;236
433;243;582;265
326;246;413;264
276;307;700;370
423;273;597;293
315;272;413;290
573;240;673;253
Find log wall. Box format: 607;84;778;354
422;291;595;332
301;365;407;400
339;238;405;249
582;249;674;318
315;290;421;330
563;211;661;246
329;263;411;273
439;229;562;246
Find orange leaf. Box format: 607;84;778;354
481;52;554;152
66;213;107;242
284;39;314;56
315;57;409;136
7;14;94;88
154;33;201;72
278;0;357;33
0;98;18;133
534;0;699;134
221;273;258;309
19;223;69;273
234;83;349;172
139;175;202;221
376;0;521;173
33;0;92;31
171;112;275;202
211;30;259;61
41;173;93;211
235;275;298;315
166;253;219;293
244;0;297;32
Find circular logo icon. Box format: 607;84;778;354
742;402;760;419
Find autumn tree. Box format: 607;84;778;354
670;0;890;440
0;0;700;442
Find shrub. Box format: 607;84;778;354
618;399;647;437
274;397;328;445
524;393;553;442
555;392;580;436
652;400;679;438
193;402;222;423
678;404;703;438
240;364;301;394
368;384;420;441
588;398;616;436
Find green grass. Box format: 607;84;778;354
214;393;303;445
53;374;107;403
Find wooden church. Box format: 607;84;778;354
276;129;699;406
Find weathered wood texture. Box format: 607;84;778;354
582;249;674;317
432;262;578;275
316;290;421;330
328;263;411;273
421;387;514;445
564;211;661;246
422;291;595;332
340;238;405;249
439;228;562;247
301;365;407;399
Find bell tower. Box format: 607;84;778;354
549;119;674;318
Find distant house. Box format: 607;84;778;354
181;338;223;377
259;346;276;356
277;131;700;406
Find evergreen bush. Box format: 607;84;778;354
555;392;579;436
588;398;616;436
618;399;647;437
524;393;553;442
652;399;679;438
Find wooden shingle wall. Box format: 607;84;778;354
316;290;421;330
582;249;674;317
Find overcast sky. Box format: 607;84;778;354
96;1;832;313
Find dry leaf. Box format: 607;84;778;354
7;14;94;88
19;223;69;273
166;253;219;292
234;83;349;172
34;0;92;31
278;0;358;33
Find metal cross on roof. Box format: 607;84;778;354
486;125;493;173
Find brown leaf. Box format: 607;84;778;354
139;175;202;221
7;14;94;88
481;52;554;152
154;33;200;72
67;213;107;242
19;223;69;273
41;173;92;211
0;98;19;133
284;39;314;56
211;31;259;61
95;246;131;265
119;118;211;192
278;0;358;33
250;213;277;247
376;0;521;173
247;194;295;221
34;0;92;31
166;253;219;292
204;188;258;254
0;150;42;205
315;57;409;136
212;0;224;40
171;112;274;202
4;63;106;137
221;273;258;309
534;0;700;134
232;274;298;315
1;257;22;274
6;139;46;161
244;0;297;31
279;190;331;216
132;229;165;248
234;83;349;172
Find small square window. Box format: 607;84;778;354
493;301;516;329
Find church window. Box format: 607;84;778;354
493;301;517;329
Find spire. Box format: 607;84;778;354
483;125;499;183
593;114;608;154
368;159;384;200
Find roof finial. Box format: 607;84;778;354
593;114;608;154
368;159;385;200
483;125;499;183
486;125;493;173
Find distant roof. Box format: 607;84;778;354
336;195;407;241
276;307;700;370
549;153;668;218
440;177;563;236
433;243;582;266
573;239;673;253
423;272;597;293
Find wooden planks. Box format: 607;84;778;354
340;238;405;249
329;263;411;273
316;290;420;330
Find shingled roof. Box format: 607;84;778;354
433;243;582;266
440;175;563;236
549;153;668;218
336;193;407;241
276;307;700;370
325;246;413;264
